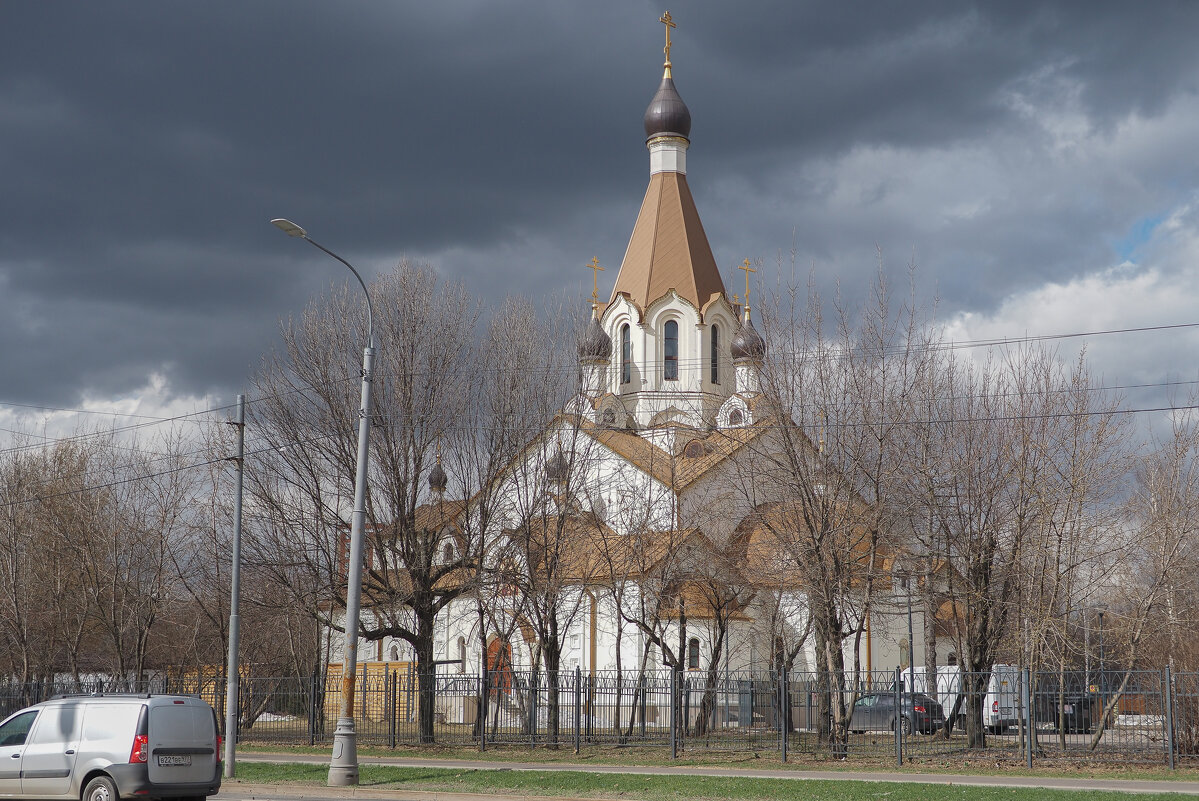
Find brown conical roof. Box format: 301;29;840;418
608;171;727;310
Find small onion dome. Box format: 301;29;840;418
731;317;766;361
577;314;612;361
643;74;691;141
428;462;447;493
545;450;569;483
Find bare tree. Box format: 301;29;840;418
246;261;480;742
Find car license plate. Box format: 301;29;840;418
158;755;191;767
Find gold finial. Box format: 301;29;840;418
737;258;757;316
586;256;605;306
659;11;676;76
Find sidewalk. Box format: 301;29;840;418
222;753;1199;796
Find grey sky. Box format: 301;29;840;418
3;1;1199;425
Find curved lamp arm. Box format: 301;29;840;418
271;218;374;348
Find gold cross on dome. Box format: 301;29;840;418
738;258;757;305
586;256;604;305
660;11;676;66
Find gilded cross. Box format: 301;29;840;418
660;11;676;65
587;256;605;305
738;258;756;305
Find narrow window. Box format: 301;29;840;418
664;320;679;380
457;636;467;673
710;324;720;384
687;637;700;669
621;324;631;384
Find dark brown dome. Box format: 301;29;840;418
545;451;570;483
731;318;766;361
428;462;447;493
577;316;612;361
644;75;691;141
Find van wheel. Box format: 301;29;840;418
83;776;118;801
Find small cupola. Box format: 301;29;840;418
577;305;612;362
731;311;766;362
644;75;691;142
428;461;448;494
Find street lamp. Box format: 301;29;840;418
271;218;375;786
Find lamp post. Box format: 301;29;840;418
271;218;375;786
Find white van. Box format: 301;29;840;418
902;663;1023;732
0;693;221;801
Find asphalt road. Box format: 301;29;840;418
213;753;1199;798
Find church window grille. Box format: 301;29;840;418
621;325;631;384
664;320;679;380
688;637;700;669
710;325;720;384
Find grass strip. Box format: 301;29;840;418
236;743;1199;782
233;761;1193;801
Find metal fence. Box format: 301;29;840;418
6;667;1199;766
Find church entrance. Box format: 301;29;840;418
486;637;513;696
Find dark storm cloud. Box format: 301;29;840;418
2;1;1199;409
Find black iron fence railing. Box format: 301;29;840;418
5;666;1198;765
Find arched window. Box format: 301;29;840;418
710;324;720;384
664;320;679;380
621;324;631;385
388;644;399;662
443;543;454;563
687;637;700;669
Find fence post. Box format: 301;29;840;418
1022;668;1033;769
639;674;647;739
894;666;903;766
779;664;788;763
307;669;317;746
670;669;678;760
574;666;582;754
529;672;538;749
480;663;488;753
389;669;398;749
1165;666;1176;771
585;673;593;742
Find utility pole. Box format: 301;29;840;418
224;394;246;777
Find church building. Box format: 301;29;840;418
354;20;912;701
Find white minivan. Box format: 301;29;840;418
0;694;222;801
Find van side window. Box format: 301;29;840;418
26;706;81;746
0;711;37;747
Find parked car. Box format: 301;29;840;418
0;693;222;801
1034;689;1097;733
849;692;945;735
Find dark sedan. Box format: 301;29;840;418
850;692;945;735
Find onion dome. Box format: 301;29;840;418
545;450;569;483
643;74;691;141
577;308;612;362
428;461;447;493
731;315;766;361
